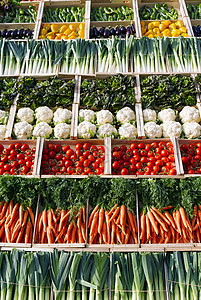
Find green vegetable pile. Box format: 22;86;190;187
140;75;197;110
0;6;37;23
17;76;75;109
43;6;85;23
91;6;133;21
80;74;135;112
0;77;18;109
187;4;201;19
139;3;178;20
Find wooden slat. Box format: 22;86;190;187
33;137;41;176
132;0;141;37
33;19;42;40
74;75;81;104
175;137;184;175
73;103;79;139
85;19;90;39
179;0;189;17
32;194;40;244
36;1;44;21
135;75;141;103
136;191;140;245
70;104;76;139
135;103;144;138
170;137;182;175
104;136;112;175
85;0;91;20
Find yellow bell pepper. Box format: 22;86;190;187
159;23;167;32
175;20;183;28
171;29;181;37
141;27;146;35
148;34;154;38
180;27;187;33
78;30;85;38
152;21;160;28
55;33;65;39
162;29;171;37
140;21;145;28
144;29;153;36
40;29;47;36
46;32;55;38
69;24;77;31
64;28;72;36
60;25;68;33
147;22;155;30
161;20;171;28
181;33;189;37
68;32;77;39
38;35;46;39
169;23;177;30
79;23;85;30
43;24;51;31
153;28;160;34
50;24;59;33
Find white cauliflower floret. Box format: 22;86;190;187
0;110;6;123
116;107;135;124
77;121;96;139
162;121;182;138
97;124;117;138
79;109;95;123
17;108;34;123
14;121;33;139
54;123;71;139
0;125;6;139
119;123;137;139
33;122;52;138
35;106;53;123
143;109;157;122
53;108;72;124
96;110;113;125
183;122;201;139
158;108;176;122
144;122;162;139
179;106;200;123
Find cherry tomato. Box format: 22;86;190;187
0;144;3;152
66;149;74;158
140;149;147;157
155;160;163;167
141;157;148;163
133;155;141;162
26;161;32;168
159;141;166;148
161;149;169;157
147;151;154;158
4;164;11;171
129;165;136;173
54;144;61;153
52;166;59;173
169;168;177;175
121;168;129;175
49;159;56;167
83;151;90;158
79;156;85;163
90;145;98;152
8;144;14;151
75;167;84;174
130;143;138;150
10;168;17;174
83;143;91;150
151;142;158;148
168;154;175;162
112;151;121;160
136;162;143;169
65;160;72;168
153;165;160;172
62;145;70;153
18;159;25;166
138;143;145;149
75;161;82;168
145;144;151;152
15;143;22;150
58;160;64;167
49;151;56;159
76;150;82;157
55;153;63;161
21;144;29;152
21;166;29;173
70;154;77;162
83;160;90;167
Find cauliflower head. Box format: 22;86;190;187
162;121;182;138
53;108;72;124
143;109;157;122
54;123;71;139
35;106;53;123
96;110;113;125
14;121;33;139
183;122;201;139
79;109;95;123
97;124;117;138
33;122;52;138
116;107;135;124
179;106;200;123
77;121;96;139
119;123;137;139
144;122;162;139
0;125;6;139
17;108;34;123
158;108;176;122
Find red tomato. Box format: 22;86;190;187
52;166;59;173
155;153;162;160
26;161;32;168
147;161;154;168
54;144;61;153
55;153;63;161
112;147;119;152
0;144;3;152
144;167;151;173
162;157;169;164
3;149;9;156
98;146;105;154
166;162;174;169
189;143;196;149
151;142;157;148
8;144;14;151
112;151;121;160
15;143;22;150
66;149;74;158
21;144;29;152
65;160;73;168
79;156;85;163
130;158;137;165
70;154;77;162
75;143;83;151
49;151;56;159
60;167;67;173
141;157;148;163
84;167;92;174
10;150;17;156
129;165;136;173
17;153;25;160
90;145;98;152
168;154;175;162
19;159;25;166
158;141;166;148
138;143;145;149
112;161;120;170
197;143;201;148
123;155;130;162
134;155;141;162
155;147;162;154
42;154;49;161
147;151;154;158
191;159;199;168
21;166;29;173
47;143;54;150
196;148;201;156
4;164;11;171
99;163;104;171
57;160;64;167
161;149;169;157
83;143;91;150
75;167;84;174
92;162;99;170
149;157;156;163
140;149;147;157
92;151;99;158
136;162;143;169
83;160;90;167
169;168;177;175
121;168;129;175
76;150;82;157
153;165;160;172
1;156;7;163
181;144;188;151
10;168;17;174
123;162;130;168
95;168;102;175
75;161;82;168
83;151;90;158
88;155;95;162
130;143;138;150
120;145;127;153
49;159;56;167
161;166;170;173
0;162;4;168
133;149;139;155
155;160;163;167
62;145;70;153
145;144;151;152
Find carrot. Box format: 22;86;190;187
11;222;21;242
151;209;169;232
8;203;19;227
42;210;47;233
88;205;99;228
109;207;120;223
164;211;176;230
0;202;7;219
0;215;6;227
107;204;118;217
0;223;5;240
175;210;182;235
161;206;173;210
132;213;138;233
78;227;84;243
102;223;107;244
5;224;11;243
89;211;99;238
35;212;42;241
77;209;82;229
185;213;193;232
196;228;200;243
140;214;146;240
116;226;122;244
65;221;74;242
124;227;130;244
81;223;86;242
71;224;77;243
25;221;32;244
90;222;98;244
16;225;26;243
146;215;151;241
105;211;110;244
120;205;126;235
147;211;159;235
9;200;13;215
56;211;61;222
57;209;65;232
127;209;136;234
121;230;124;244
82;206;86;224
55;227;66;243
170;226;175;243
47;210;52;228
179;207;188;229
98;208;105;234
47;226;54;244
22;210;29;227
99;234;103;244
152;207;170;225
164;230;171;244
159;226;165;244
111;220;116;244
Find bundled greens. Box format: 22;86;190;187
111;252;165;300
187;4;201;19
0;6;37;23
80;74;135;112
17;76;75;109
0;77;18;109
43;6;85;23
140;75;197;110
139;3;178;20
0;40;26;75
166;252;201;300
91;6;133;21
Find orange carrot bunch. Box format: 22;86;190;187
0;201;34;244
88;204;138;244
35;206;86;244
140;206;193;244
192;205;201;243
